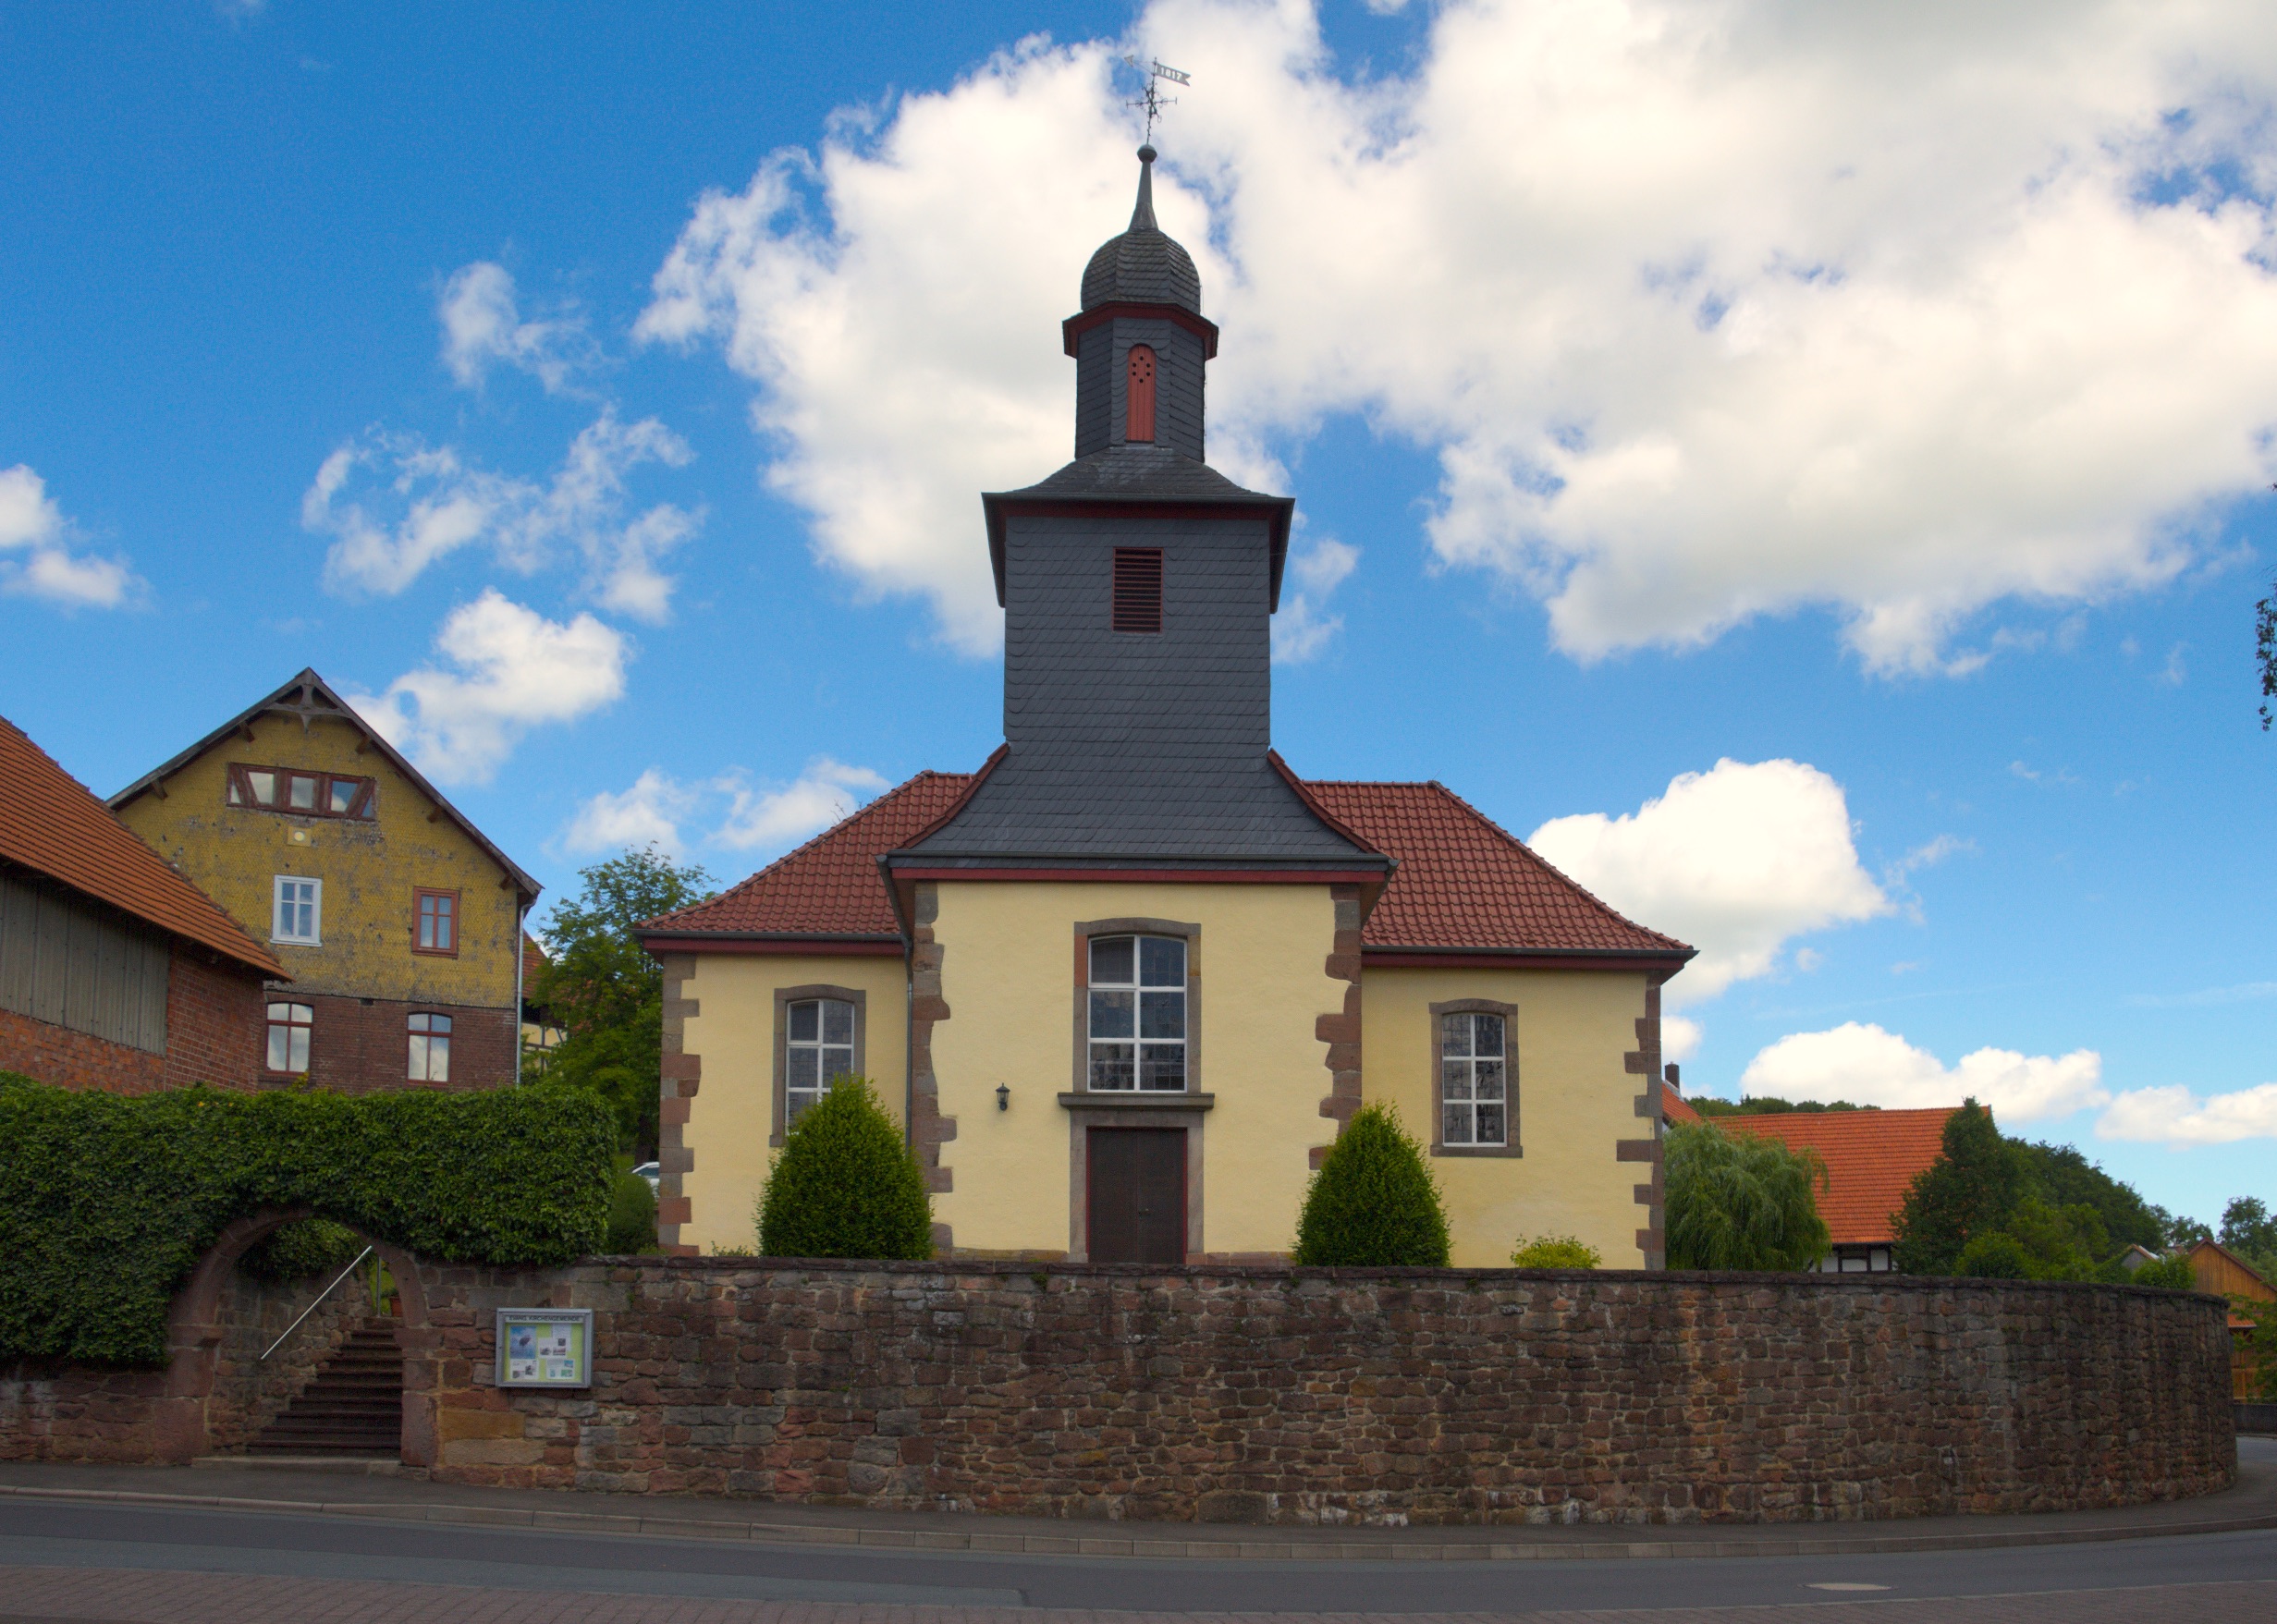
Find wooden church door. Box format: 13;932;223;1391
1086;1128;1186;1264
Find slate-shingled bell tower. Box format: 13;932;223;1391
897;149;1385;875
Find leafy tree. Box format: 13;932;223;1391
528;846;713;1156
2259;576;2277;729
1690;1095;1875;1117
1954;1232;2034;1278
1664;1121;1830;1271
2014;1141;2166;1252
1891;1100;2026;1274
1292;1104;1451;1267
1511;1233;1602;1268
756;1078;933;1261
1995;1195;2110;1280
2130;1253;2198;1290
2163;1210;2214;1249
2221;1197;2277;1279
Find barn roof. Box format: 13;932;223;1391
0;712;284;978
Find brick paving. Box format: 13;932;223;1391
0;1566;2273;1624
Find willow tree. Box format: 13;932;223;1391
1665;1121;1830;1271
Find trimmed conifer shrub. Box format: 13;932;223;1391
1511;1233;1602;1269
1292;1103;1451;1267
603;1162;658;1254
756;1077;933;1260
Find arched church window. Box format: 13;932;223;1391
1125;345;1157;442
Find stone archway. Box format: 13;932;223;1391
154;1209;434;1465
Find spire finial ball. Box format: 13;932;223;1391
1137;143;1157;163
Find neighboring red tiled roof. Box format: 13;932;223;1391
642;772;977;939
1661;1082;1703;1126
522;933;548;984
0;713;284;978
1304;780;1691;957
1715;1108;1957;1247
641;770;1693;961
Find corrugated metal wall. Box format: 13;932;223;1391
0;867;169;1053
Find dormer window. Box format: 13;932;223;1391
1125;345;1156;442
1112;547;1163;633
227;763;375;821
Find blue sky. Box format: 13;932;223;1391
5;1;2274;1226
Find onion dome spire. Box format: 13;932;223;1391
1080;145;1201;314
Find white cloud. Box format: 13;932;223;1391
1661;1015;1702;1064
643;1;2277;671
561;757;893;861
1271;536;1359;662
303;411;701;621
437;262;590;393
1528;758;1888;1005
2099;1082;2277;1148
715;758;892;850
1741;1022;2108;1125
564;768;699;856
0;464;139;609
346;589;628;785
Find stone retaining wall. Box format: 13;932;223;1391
0;1264;367;1463
404;1259;2235;1526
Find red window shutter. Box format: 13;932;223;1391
1112;547;1164;633
1125;345;1157;443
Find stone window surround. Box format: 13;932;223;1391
770;983;867;1147
1070;917;1201;1094
1427;997;1522;1158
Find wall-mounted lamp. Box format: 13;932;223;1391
996;1083;1010;1112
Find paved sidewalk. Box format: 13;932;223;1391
0;1564;2271;1624
1;1441;2271;1565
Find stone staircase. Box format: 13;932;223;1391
249;1318;401;1458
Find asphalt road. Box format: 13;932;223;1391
0;1492;2273;1615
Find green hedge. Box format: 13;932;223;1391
0;1072;617;1367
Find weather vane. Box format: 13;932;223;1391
1122;55;1191;142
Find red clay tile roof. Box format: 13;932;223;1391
1715;1108;1957;1247
0;713;284;978
1304;780;1691;957
642;769;1692;962
1661;1082;1703;1126
641;772;978;940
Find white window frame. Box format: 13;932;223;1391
1087;934;1188;1092
785;996;856;1125
272;875;322;946
1439;1010;1509;1147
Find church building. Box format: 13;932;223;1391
639;149;1692;1269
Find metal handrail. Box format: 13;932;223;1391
259;1245;375;1361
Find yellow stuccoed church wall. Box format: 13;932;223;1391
1362;967;1653;1268
929;880;1342;1259
675;952;909;1255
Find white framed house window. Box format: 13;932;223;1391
1439;1010;1509;1147
785;997;855;1126
408;1012;452;1082
1088;934;1186;1091
272;876;322;946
